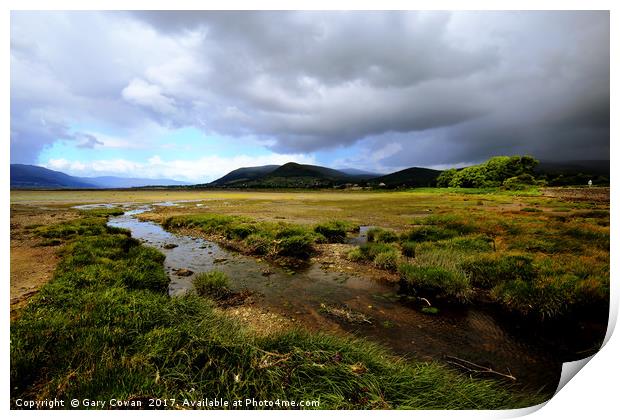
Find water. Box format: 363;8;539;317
108;206;564;393
345;225;373;246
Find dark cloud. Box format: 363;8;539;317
10;10;609;168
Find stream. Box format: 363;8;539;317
106;204;564;393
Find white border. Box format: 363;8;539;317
3;2;617;420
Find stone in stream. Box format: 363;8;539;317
173;268;194;277
163;243;178;249
214;258;228;264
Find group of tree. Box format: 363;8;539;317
436;156;540;189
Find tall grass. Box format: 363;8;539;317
11;214;543;409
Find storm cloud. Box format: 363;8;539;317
10;10;609;170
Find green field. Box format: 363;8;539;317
10;187;609;409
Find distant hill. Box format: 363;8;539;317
208;165;279;187
368;167;441;188
535;160;610;186
207;162;442;189
337;168;384;177
83;176;190;188
536;160;609;176
10;164;189;189
267;162;348;179
11;164;97;188
207;162;370;188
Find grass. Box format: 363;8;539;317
367;227;399;243
340;200;608;321
164;214;359;262
314;220;353;243
10;213;543;409
398;263;471;303
193;271;230;298
163;214;321;261
347;243;402;272
11;188;609;323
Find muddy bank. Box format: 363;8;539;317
9;205;78;319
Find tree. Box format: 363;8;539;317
437;155;539;188
436;168;457;187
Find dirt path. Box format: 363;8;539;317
10;205;77;319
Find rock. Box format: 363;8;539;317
213;258;228;264
261;269;273;276
163;243;178;249
173;268;193;277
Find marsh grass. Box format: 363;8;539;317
163;214;321;261
398;263;471;303
398;207;609;321
193;271;230;298
314;220;353;243
11;214;543;409
366;227;399;243
337;200;608;321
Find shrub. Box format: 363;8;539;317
359;243;399;260
422;215;476;234
314;221;348;243
413;235;493;253
367;228;399;243
347;248;364;262
503;174;537;190
401;226;459;243
398;263;471;302
275;234;315;258
401;241;416;258
460;254;537;289
193;271;230;298
489;274;582;319
373;250;399;271
245;233;271;255
227;223;257;240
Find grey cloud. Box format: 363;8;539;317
11;10;609;167
76;133;103;149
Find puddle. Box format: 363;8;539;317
108;206;566;393
346;225;373;246
153;199;203;207
73;203;124;210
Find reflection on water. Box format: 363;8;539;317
108;206;563;393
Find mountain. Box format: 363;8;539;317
10;164;189;189
535;160;610;186
208;162;370;188
368;167;441;188
207;162;440;189
267;162;348;179
208;165;279;186
338;168;384;177
82;176;190;188
536;160;609;176
11;164;97;188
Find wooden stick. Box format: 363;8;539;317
445;355;517;381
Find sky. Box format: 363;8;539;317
10;11;610;183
